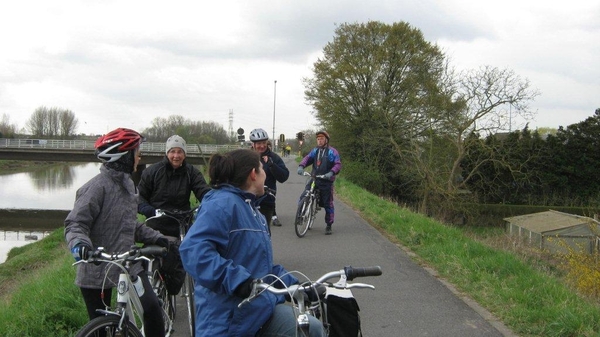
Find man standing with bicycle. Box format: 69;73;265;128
249;128;289;234
138;134;211;295
297;130;342;235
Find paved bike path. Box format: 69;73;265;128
173;155;516;336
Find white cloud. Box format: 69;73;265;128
0;0;598;138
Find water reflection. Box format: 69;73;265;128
0;162;100;210
28;164;76;190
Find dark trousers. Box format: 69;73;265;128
259;203;275;235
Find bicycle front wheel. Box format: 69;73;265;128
75;315;144;337
295;194;313;237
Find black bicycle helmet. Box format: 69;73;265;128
249;128;269;142
94;128;144;163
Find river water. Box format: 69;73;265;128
0;162;101;263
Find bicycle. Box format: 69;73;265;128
74;245;168;337
295;171;326;237
239;265;382;336
146;208;197;337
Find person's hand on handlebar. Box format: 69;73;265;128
322;171;334;180
71;243;92;262
234;278;260;298
297;167;304;175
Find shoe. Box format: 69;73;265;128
325;225;332;235
272;217;282;227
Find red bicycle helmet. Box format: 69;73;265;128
94;128;144;163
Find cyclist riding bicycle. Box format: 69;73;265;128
138;134;211;294
297;130;342;235
65;127;170;337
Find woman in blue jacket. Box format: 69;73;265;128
179;149;323;336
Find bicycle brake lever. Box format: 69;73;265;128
345;283;375;290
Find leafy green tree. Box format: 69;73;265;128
545;109;600;205
304;21;540;216
304;21;448;200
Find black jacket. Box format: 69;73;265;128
260;148;289;206
138;157;210;214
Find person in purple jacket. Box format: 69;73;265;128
297;130;342;235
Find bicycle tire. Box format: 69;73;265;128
295;194;312;237
182;273;196;337
75;315;144;337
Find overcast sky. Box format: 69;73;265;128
0;0;598;140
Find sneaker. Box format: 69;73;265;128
325;225;332;235
272;217;282;227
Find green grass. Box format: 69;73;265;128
1;178;600;335
0;229;87;337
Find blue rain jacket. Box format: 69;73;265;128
179;185;298;336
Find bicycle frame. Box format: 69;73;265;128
73;246;167;337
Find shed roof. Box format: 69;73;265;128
504;210;598;234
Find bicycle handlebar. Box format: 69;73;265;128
302;172;326;179
239;265;382;307
73;245;167;266
153;208;196;219
344;266;383;280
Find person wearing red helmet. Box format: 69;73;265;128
65;128;169;337
297;130;342;235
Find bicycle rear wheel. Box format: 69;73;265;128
182;273;196;336
75;315;144;337
295;194;313;237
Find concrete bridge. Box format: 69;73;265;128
0;138;242;165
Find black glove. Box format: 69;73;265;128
139;204;156;218
234;278;256;298
155;237;170;248
155;238;170;256
71;243;92;262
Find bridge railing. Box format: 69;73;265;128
0;138;241;154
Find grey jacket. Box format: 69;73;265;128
65;165;163;289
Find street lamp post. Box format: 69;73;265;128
272;80;277;149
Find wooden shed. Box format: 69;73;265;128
504;210;600;254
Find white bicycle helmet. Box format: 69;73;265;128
249;128;269;142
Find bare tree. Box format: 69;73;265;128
404;65;540;215
26;106;79;138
